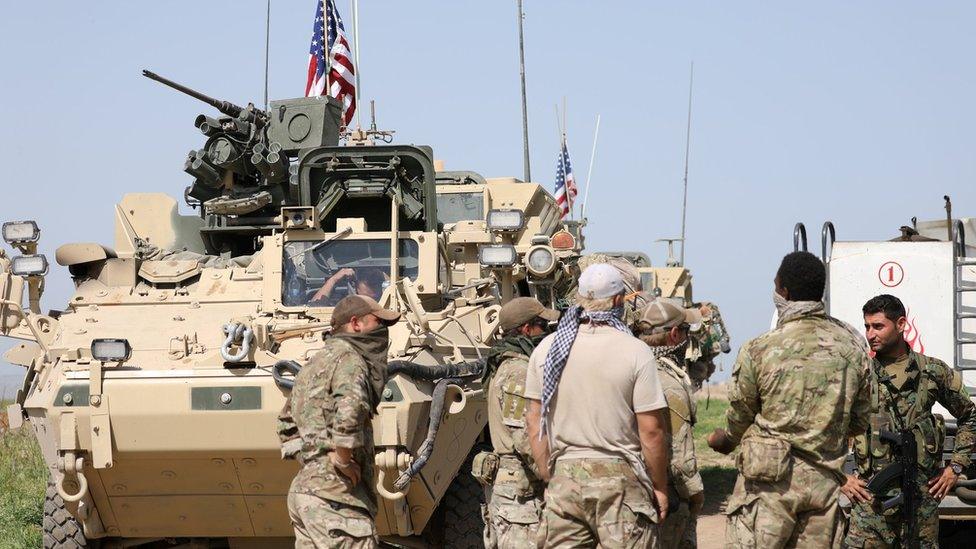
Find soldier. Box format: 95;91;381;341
707;251;871;548
843;294;976;548
277;295;401;548
524;263;670;548
633;299;705;549
477;297;560;548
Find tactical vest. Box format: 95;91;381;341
657;356;697;438
865;354;946;473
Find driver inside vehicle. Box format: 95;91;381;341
309;266;389;304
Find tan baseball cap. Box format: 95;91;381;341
499;297;561;331
331;295;401;328
639;298;702;330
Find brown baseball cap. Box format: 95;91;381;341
331;295;401;328
499;297;561;331
639;298;702;330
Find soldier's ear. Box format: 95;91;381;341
895;316;908;333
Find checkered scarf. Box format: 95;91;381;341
540;305;629;436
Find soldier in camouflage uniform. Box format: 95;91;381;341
277;295;401;548
708;251;871;548
633;299;705;549
684;301;731;389
476;297;560;548
842;294;976;549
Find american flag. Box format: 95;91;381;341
306;0;356;127
554;138;578;219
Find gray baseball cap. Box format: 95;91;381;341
578;263;626;299
639;298;702;330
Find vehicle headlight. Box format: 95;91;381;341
486;209;524;232
2;221;40;244
479;244;518;267
526;245;556;277
11;254;48;277
91;339;132;362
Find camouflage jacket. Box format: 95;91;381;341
277;337;385;515
487;352;541;480
853;349;976;475
727;303;872;477
657;355;703;500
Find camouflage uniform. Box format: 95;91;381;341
724;302;871;548
844;350;976;549
656;354;702;549
481;350;545;548
542;459;658;548
277;337;385;548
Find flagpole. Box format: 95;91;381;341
562;96;574;219
352;0;362;129
679;62;694;266
581;114;600;220
324;0;330;96
517;0;531;182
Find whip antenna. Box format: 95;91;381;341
679;62;694;266
263;0;271;111
517;0;531;182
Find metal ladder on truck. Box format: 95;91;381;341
952;220;976;372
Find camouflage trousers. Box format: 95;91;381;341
843;473;939;549
725;457;843;548
482;457;544;548
659;496;696;549
287;491;378;549
541;458;659;548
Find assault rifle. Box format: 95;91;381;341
866;429;919;549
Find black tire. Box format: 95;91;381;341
439;460;486;549
43;480;89;549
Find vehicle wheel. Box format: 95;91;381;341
439;459;486;549
43;479;90;548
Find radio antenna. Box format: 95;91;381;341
517;0;531;182
679;62;694;266
263;0;271;111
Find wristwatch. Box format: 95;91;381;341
950;462;964;475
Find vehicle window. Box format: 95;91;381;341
641;272;656;293
282;239;419;307
436;192;484;225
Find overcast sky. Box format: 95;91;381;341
2;1;975;385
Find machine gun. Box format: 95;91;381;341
142;70;266;127
866;428;920;549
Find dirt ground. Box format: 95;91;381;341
697;513;726;548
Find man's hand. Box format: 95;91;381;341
688;491;704;515
840;474;873;504
330;452;361;486
707;428;736;455
652;488;669;522
928;465;960;500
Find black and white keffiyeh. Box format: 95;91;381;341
540;305;629;436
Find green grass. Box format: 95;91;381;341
693;396;737;514
1;401;47;548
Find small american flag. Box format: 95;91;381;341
554;139;578;219
306;0;356;127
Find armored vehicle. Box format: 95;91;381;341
1;73;583;548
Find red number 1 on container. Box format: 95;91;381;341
879;261;904;287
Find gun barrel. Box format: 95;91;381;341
142;69;244;119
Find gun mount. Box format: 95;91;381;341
144;69;347;256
